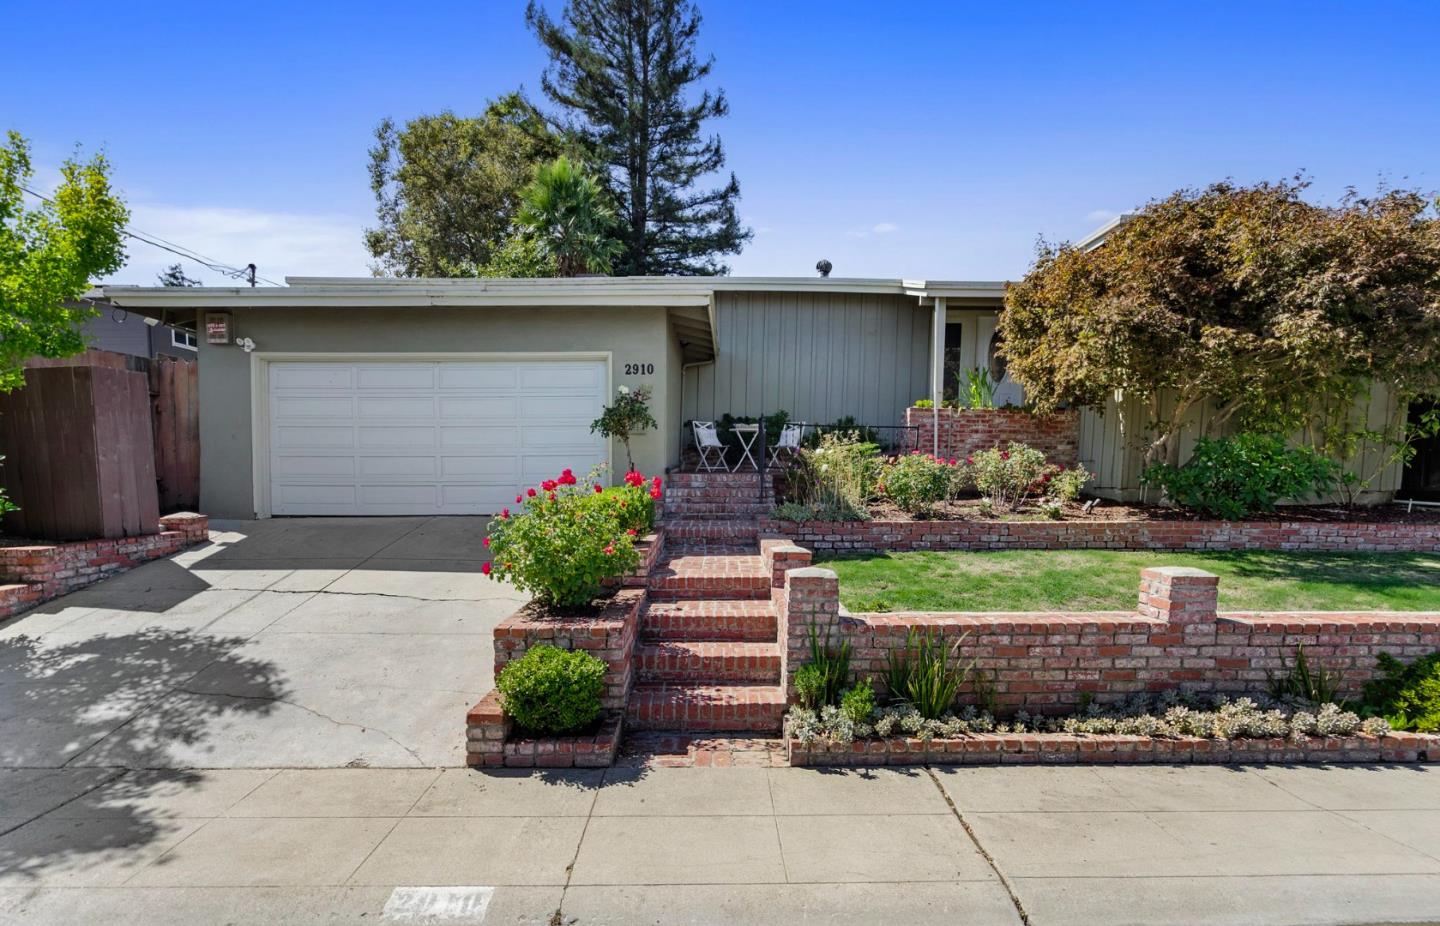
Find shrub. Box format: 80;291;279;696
486;468;641;608
1046;464;1091;503
803;416;882;449
1038;498;1063;520
591;385;658;472
841;678;877;725
496;644;606;734
771;502;818;522
970;442;1050;511
587;471;658;535
1362;652;1440;732
878;453;956;516
790;432;881;519
1142;434;1339;520
884;629;976;719
912;398;935;409
1267;644;1344;706
794;664;827;711
800;622;851;708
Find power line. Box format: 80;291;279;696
17;183;284;287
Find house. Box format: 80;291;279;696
81;308;200;360
97;275;1429;519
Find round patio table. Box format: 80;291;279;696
729;423;761;471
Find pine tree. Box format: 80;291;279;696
526;0;751;276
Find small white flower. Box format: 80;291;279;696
617;385;631;395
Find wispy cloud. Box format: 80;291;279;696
845;221;901;239
100;203;371;286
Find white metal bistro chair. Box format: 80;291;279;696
692;420;732;472
767;423;804;468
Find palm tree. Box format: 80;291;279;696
516;156;623;277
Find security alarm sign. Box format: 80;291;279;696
204;311;232;345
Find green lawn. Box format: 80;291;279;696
817;549;1440;613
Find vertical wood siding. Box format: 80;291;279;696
150;356;201;512
1078;383;1407;501
682;292;932;430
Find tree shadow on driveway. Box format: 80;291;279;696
0;627;288;883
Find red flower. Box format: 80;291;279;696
603;544;615;555
515;495;523;504
966;456;974;465
948;458;958;466
559;470;577;486
626;528;637;536
649;486;662;500
548;492;556;502
594;484;603;494
527;487;537;498
541;479;557;492
624;470;645;487
652;476;662;488
1000;451;1010;460
481;561;492;576
500;508;510;519
482;536;490;548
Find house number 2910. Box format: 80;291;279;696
624;363;655;375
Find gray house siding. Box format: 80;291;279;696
82;313;197;360
681;291;933;434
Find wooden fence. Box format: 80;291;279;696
150;356;199;512
0;351;200;540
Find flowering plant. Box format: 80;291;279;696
877;452;960;516
586;470;662;535
485;467;641;608
970;442;1051;511
590;385;657;472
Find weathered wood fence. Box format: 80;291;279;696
0;351;199;540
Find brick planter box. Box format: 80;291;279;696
758;517;1440;555
492;587;644;711
906;406;1079;465
465;690;622;768
786;730;1440;767
0;512;210;620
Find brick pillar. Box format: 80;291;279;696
1138;566;1219;627
760;536;812;588
780;566;841;701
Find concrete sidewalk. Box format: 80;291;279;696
1;764;1437;925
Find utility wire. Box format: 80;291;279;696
17;183;284;286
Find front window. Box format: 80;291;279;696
171;328;198;351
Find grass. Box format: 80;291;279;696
817;549;1440;613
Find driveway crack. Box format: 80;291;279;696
172;688;428;767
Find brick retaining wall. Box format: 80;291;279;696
491;587;643;712
906;406;1079;465
0;512;210;619
758;517;1440;555
778;564;1440;714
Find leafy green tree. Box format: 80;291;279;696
157;262;199;286
0;131;128;391
527;0;751;275
365;93;562;277
0;131;129;516
515;156;622;277
1001;179;1440;467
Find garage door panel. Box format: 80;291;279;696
357;456;438;478
272;456;357;478
440;455;520;479
358;396;436;419
520;363;602;391
440;426;520;448
273;365;354;389
274;395;353;418
359;426;437;449
438;364;519;390
276;426;353;449
269;359;608;515
356;364;435;389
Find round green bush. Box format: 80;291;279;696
496;644;606;734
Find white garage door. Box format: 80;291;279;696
267;360;608;515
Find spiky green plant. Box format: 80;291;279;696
884;629;977;719
803;622;851;708
1267;644;1344;705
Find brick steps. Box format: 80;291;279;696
637;640;781;683
640;599;778;642
646;550;770;600
659;519;760;542
626;682;788;732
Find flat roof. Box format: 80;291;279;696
97;275;1007;309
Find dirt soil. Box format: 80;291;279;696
862;498;1440;524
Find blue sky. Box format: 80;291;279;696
7;0;1439;285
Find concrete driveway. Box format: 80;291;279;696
0;517;521;770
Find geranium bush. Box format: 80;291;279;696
970;442;1050;511
587;470;660;535
485;467;658;608
877;453;959;516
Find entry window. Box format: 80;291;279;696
941;323;965;404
